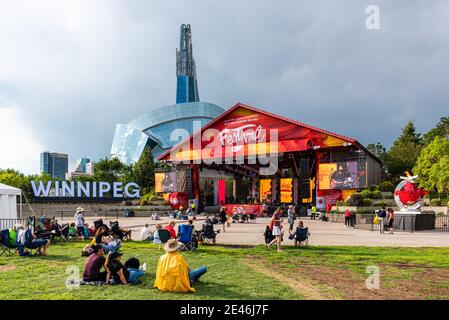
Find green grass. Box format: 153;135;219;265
1;242;449;300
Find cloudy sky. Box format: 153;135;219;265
1;0;448;174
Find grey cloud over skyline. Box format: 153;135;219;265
0;0;448;174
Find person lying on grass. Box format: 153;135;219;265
105;252;145;285
153;239;207;293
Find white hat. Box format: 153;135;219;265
76;207;84;213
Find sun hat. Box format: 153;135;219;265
76;207;84;213
15;223;24;230
163;239;183;252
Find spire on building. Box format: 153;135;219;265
176;24;200;103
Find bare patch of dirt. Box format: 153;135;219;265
246;256;449;300
244;259;342;300
0;265;17;272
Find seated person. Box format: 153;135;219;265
153;224;162;244
289;220;310;246
84;223;94;238
124;257;146;284
188;219;199;248
91;227;121;253
140;223;153;241
16;224;50;256
163;221;177;239
106;252;145;285
153;239;207;293
68;223;77;237
50;219;62;237
82;245;107;282
151;212;161;220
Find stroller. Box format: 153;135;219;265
109;221;132;241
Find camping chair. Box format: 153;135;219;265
157;229;171;250
109;221;131;241
0;229;17;256
293;227;309;246
249;214;257;222
201;223;217;245
240;214;249;223
16;229;43;256
177;224;196;252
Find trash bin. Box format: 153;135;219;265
125;209;135;217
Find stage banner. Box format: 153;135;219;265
225;204;262;216
280;178;293;203
154;173;164;193
260;179;272;203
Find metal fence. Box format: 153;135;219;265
357;214;449;233
0;219;27;231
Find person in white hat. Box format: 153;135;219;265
153;239;207;293
74;207;85;239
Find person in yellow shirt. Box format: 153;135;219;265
153;239;207;293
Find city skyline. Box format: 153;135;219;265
1;1;449;174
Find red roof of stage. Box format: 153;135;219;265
158;102;378;162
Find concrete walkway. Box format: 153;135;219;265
83;216;449;247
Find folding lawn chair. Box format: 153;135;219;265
294;227;309;246
0;229;17;256
177;224;196;252
157;229;171;250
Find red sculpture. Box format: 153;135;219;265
394;181;428;206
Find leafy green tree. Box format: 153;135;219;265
414;136;449;194
93;157;130;184
428;156;449;197
423;117;449;146
398;120;422;145
367;142;387;162
133;148;155;193
384;121;422;177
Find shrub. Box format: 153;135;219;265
349;193;363;206
379;180;395;192
372;190;382;199
374;201;388;207
356;209;375;215
369;184;379;191
361;199;372;206
149;195;163;201
430;199;442;206
140;198;149;206
360;190;373;199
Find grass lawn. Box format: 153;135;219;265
1;241;449;300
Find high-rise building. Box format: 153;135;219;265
176;24;200;104
40;152;68;179
76;158;91;173
110;24;224;164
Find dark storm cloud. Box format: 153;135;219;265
1;0;448;173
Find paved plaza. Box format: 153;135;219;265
81;216;449;247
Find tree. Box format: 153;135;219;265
133;148;155;193
413;136;449;194
384;121;422;177
398;120;422;145
428;156;449;197
423;116;449;146
367;142;387;162
93;157;130;184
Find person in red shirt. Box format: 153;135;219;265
344;210;352;227
164;221;177;239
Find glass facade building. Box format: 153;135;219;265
111;102;224;164
40;152;68;179
110;24;225;164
